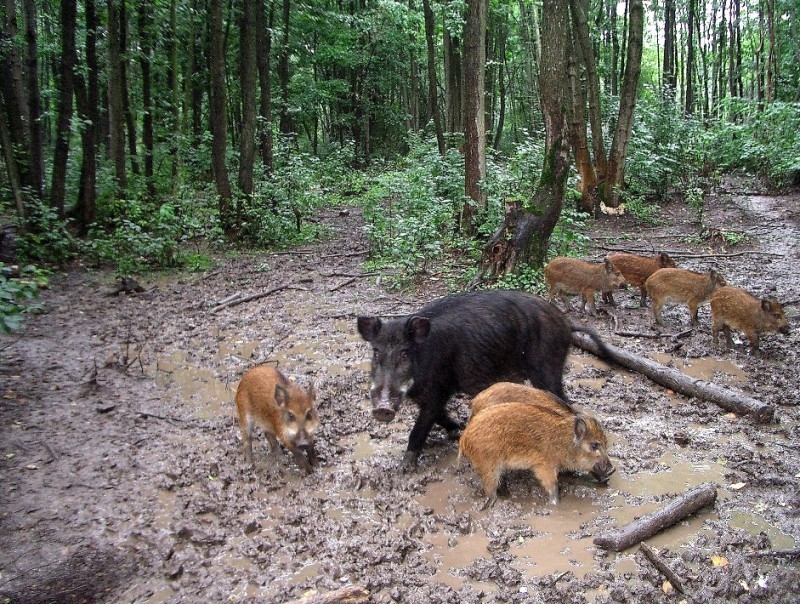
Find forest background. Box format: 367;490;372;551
1;0;799;329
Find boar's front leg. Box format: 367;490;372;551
287;444;314;474
402;395;444;468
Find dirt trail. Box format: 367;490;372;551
1;184;799;603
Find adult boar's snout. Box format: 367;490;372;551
372;406;397;422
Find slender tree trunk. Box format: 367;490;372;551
492;19;507;151
138;2;155;199
518;0;540;134
567;31;595;214
444;23;463;136
603;0;643;208
278;0;292;137
662;0;676;96
21;0;44;200
462;0;487;234
422;0;445;154
106;0;127;193
119;0;139;177
685;0;696;114
238;0;257;196
766;0;775;102
256;0;274;174
73;0;99;234
209;0;233;230
49;0;77;218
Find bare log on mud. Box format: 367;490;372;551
594;483;718;552
639;543;686;594
572;332;775;423
285;585;370;604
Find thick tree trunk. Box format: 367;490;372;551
594;484;718;552
566;32;596;214
462;0;487;234
469;0;570;286
571;332;775;422
443;25;462;135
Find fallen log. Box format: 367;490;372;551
285;585;370;604
639;543;686;594
572;332;775;423
211;283;293;313
594;483;717;552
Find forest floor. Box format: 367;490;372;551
1;176;799;604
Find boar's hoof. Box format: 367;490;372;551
400;450;419;469
372;407;396;422
480;495;498;511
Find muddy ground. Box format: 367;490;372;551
1;177;799;603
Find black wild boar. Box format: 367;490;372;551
356;290;613;467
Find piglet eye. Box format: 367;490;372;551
590;443;600;452
287;412;296;422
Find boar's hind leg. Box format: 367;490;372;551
435;409;463;438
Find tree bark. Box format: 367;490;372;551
462;0;487;234
594;484;718;552
256;0;274;175
571;332;775;422
49;0;77;218
685;0;696;114
469;0;570;286
138;1;155;199
106;0;127;193
21;0;44;200
238;0;258;196
603;0;643;208
209;0;233;229
422;0;445;154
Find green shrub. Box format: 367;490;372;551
0;264;48;333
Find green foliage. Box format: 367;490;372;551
704;100;800;184
236;150;327;248
491;264;545;295
360;137;466;287
15;201;79;265
622;194;662;225
549;208;591;258
0;264;48;333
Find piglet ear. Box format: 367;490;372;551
604;258;614;272
307;381;317;401
407;316;431;344
274;384;289;408
573;415;588;440
357;316;381;341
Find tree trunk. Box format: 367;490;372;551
238;0;257;196
491;19;507;152
138;1;155;199
256;0;274;175
571;332;775;422
168;0;179;187
662;0;676;96
594;484;718;552
517;0;540;135
49;0;77;218
278;0;292;136
602;0;643;208
21;0;44;200
106;0;127;193
209;0;233;230
462;0;487;234
443;22;463;135
422;0;445;154
119;0;139;178
469;0;570;286
73;0;99;234
685;0;696;114
567;31;596;215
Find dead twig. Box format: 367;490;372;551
614;329;693;339
748;548;800;559
320;250;369;259
318;271;380;278
639;543;686;594
329;277;357;292
211;283;294;312
138;411;186;425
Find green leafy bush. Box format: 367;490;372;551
0;264;48;333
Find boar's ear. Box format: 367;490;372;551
573;416;589;441
603;258;614;272
357;316;382;341
307;381;318;401
407;316;432;344
274;384;289;408
761;298;775;312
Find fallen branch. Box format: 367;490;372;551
318;271;379;278
748;548;800;559
596;245;784;258
639;543;686;593
594;483;717;552
285;585;370;604
320;250;369;259
572;332;775;422
329;277;357;292
613;329;694;339
211;283;293;312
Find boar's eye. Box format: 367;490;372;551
590;442;601;452
286;411;296;423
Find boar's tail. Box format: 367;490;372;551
570;323;615;362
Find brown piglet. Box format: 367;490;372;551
469;382;573;419
644;267;727;325
235;365;319;473
711;286;790;350
603;252;677;306
544;257;627;315
458;402;614;507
